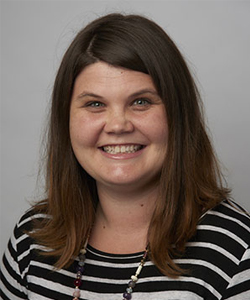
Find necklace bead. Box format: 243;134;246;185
73;288;80;298
128;280;136;288
131;275;138;282
72;245;148;299
123;292;132;300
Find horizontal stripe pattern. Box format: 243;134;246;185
1;200;250;299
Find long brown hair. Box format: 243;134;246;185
31;13;230;276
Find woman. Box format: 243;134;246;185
1;13;250;300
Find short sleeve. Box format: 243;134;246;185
223;247;250;299
0;225;28;299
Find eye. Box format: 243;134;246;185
86;101;105;107
83;101;106;112
133;98;151;106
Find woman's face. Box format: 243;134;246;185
70;61;168;192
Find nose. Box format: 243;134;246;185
104;109;134;134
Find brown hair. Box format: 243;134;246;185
32;13;230;276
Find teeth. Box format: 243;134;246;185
103;145;142;154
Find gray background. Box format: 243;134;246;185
1;0;250;256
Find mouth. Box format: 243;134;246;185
101;144;144;154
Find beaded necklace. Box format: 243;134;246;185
72;241;148;300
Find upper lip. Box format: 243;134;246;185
99;143;144;147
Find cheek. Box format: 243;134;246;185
147;111;168;143
69;115;92;148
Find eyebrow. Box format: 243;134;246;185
76;89;160;100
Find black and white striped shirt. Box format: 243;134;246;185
1;200;250;299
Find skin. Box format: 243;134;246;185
70;61;168;253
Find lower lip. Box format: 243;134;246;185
99;147;145;160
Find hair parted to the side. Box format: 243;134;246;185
31;13;230;277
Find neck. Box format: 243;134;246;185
88;183;158;254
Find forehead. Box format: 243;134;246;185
72;61;156;97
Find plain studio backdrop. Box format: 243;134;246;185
1;0;250;256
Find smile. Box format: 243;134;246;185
102;145;143;154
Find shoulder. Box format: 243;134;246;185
193;199;250;269
1;206;51;297
205;199;250;224
12;205;50;245
7;206;50;271
18;205;50;226
16;205;50;230
183;200;250;297
199;199;250;247
15;205;50;243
